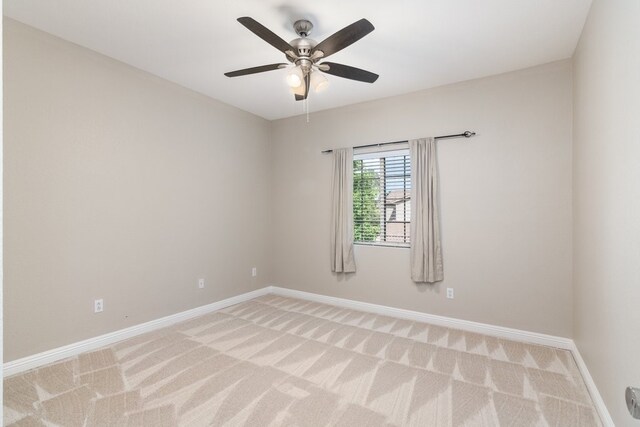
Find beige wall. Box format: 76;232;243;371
3;19;273;361
572;0;640;424
271;60;574;337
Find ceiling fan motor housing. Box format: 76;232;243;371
291;19;317;66
290;37;316;57
289;36;317;74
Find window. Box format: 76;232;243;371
353;149;411;247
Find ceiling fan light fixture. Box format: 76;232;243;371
311;71;329;93
286;66;303;88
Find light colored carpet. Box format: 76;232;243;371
4;294;600;426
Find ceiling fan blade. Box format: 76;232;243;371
224;63;287;77
312;19;374;58
237;17;294;54
294;74;311;101
321;62;379;83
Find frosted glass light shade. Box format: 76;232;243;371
286;66;303;88
311;72;329;93
291;81;306;96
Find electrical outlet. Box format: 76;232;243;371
446;288;454;299
94;299;104;313
252;267;257;277
198;278;205;289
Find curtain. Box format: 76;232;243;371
409;138;444;282
330;148;356;273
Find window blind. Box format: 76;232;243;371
353;149;411;247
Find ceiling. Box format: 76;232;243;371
4;0;592;120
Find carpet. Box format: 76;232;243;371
4;294;601;426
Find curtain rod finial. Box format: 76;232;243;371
463;131;476;138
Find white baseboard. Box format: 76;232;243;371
569;342;615;426
3;284;612;426
268;286;573;350
3;287;270;377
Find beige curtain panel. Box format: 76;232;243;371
330;148;356;273
409;138;444;282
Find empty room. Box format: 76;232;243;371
2;0;639;425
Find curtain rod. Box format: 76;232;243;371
320;131;476;154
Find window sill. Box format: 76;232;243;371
354;242;410;249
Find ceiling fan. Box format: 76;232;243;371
224;17;379;101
